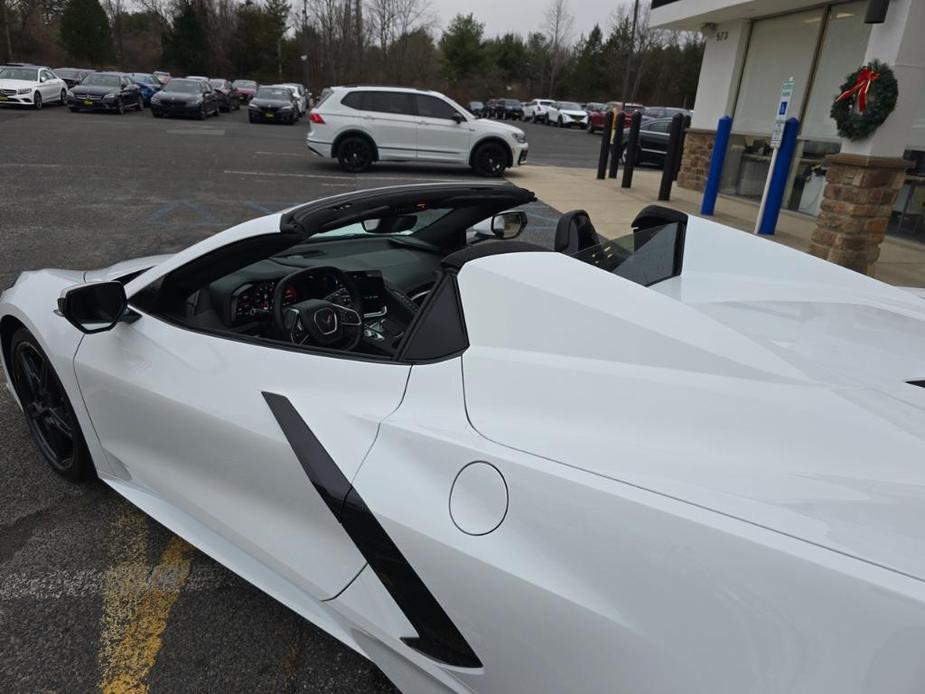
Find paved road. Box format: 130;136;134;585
0;104;578;693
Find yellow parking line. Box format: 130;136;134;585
99;530;194;694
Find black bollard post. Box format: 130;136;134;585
596;110;615;180
608;111;625;179
621;110;642;189
658;113;686;201
673;114;692;181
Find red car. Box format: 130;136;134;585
589;101;645;133
233;79;258;102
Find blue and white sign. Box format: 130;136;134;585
770;77;795;148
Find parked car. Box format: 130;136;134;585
186;75;209;82
307;86;528;176
233;79;258;102
149;77;220;119
248;85;298;124
54;67;93;89
588;101;647;133
153;71;171;84
68;72;142;113
209;78;241;112
467;100;484;117
641;106;691;122
620;116;674;166
492;98;523;120
522;98;555;123
0;64;67;109
584;102;609;133
279;82;308;115
130;73;163;106
546;101;589;128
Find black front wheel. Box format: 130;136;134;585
116;98;125;115
136;95;144;111
337;136;374;173
33;92;42;110
10;329;95;482
472;142;508;177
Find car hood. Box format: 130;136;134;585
459;218;925;581
84;254;174;283
153;92;199;102
0;78;37;89
474;119;524;138
73;85;117;96
559;109;587;118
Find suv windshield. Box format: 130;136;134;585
557;102;581;110
571;222;685;287
81;74;120;87
0;67;38;81
132;73;157;84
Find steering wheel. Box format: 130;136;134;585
272;267;364;350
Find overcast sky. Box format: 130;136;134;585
426;0;632;40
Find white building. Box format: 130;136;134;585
652;0;925;256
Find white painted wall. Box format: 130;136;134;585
689;19;749;130
652;0;824;30
841;0;925;158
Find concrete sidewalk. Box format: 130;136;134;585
506;164;925;287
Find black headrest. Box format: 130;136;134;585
554;210;601;254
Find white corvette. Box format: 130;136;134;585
5;183;925;693
0;65;67;109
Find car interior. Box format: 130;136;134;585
129;186;687;361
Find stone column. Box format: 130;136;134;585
809;154;908;274
678;129;715;192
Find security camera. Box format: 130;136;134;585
701;22;717;35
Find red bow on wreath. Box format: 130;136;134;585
836;66;880;112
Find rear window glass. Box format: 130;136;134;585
571;222;685;287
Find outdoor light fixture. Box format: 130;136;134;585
865;0;890;23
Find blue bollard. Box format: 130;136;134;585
701;115;732;216
758;117;800;235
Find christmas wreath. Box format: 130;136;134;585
830;59;898;141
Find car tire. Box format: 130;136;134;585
152;110;163;118
9;328;96;483
198;104;207;120
136;95;144;110
69;107;79;113
337;136;374;173
33;92;42;110
59;89;67;105
472;141;508;178
116;98;125;115
248;113;257;123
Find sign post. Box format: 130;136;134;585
754;77;794;234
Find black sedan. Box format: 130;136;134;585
621;117;674;167
467;101;484;117
150;78;220;119
68;72;143;114
492;98;523;120
209;78;240;112
54;67;93;88
247;85;298;124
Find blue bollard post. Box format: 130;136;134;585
758;117;800;235
700;115;732;216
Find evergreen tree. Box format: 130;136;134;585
60;0;113;66
162;0;208;75
438;14;484;85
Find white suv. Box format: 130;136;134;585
523;98;555;123
306;86;529;177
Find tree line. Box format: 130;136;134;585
0;0;702;107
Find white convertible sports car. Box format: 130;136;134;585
4;183;925;693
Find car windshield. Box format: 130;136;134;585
571;222;685;287
209;79;225;88
132;74;157;84
55;68;78;78
234;80;256;88
164;80;200;94
283;208;455;246
81;74;120;87
558;102;581;110
256;87;290;100
0;67;38;81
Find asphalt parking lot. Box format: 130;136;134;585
0;104;593;692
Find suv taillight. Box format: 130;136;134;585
309;112;324;124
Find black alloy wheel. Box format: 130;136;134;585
472;142;507;177
136;94;144;110
33;92;42;110
59;89;67;105
337;136;374;173
10;329;94;482
199;103;207;120
116;98;125;115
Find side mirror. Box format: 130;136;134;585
362;215;417;233
452;113;465;124
57;281;127;334
469;210;528;241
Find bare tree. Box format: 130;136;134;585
101;0;124;68
543;0;573;95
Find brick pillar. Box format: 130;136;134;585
809;154;909;275
677;128;715;192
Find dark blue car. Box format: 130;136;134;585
130;73;163;105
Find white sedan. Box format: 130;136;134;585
0;65;68;109
4;184;925;693
545;100;589;128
